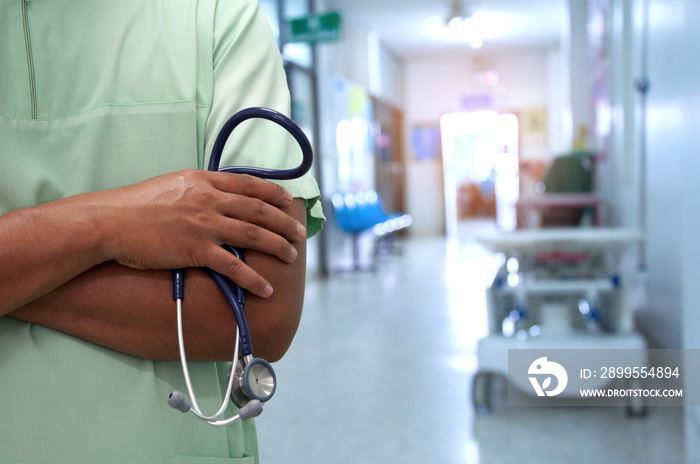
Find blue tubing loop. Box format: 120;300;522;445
176;107;313;357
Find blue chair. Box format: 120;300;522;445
331;190;413;271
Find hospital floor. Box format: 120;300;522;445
257;221;684;464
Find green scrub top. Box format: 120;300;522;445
0;0;324;462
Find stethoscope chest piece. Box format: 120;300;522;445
230;357;277;408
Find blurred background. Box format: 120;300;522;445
253;0;700;462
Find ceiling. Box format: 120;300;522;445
326;0;569;59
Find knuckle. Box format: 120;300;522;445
189;210;213;231
251;198;267;218
239;174;257;191
226;256;244;276
180;168;203;183
246;224;262;242
195;188;216;205
179;183;215;206
181;168;199;177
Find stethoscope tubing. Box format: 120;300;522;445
171;107;313;425
206;107;313;355
176;297;240;422
206;266;252;356
208;106;313;178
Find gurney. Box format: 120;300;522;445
472;228;647;415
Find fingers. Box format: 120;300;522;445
188;171;306;296
217;195;306;247
187;169;304;242
103;170;307;298
208;171;293;208
203;244;274;299
216;218;300;264
196;170;305;260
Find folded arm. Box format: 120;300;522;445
2;170;308;362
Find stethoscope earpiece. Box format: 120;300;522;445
169;107;311;426
167;390;191;413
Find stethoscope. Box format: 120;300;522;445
167;107;313;426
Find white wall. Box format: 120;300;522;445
606;0;694;350
642;1;700;461
403;49;558;236
602;0;700;461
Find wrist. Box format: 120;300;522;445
48;191;119;267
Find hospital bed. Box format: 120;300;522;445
472;227;647;415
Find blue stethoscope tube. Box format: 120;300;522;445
209;106;313;179
204;106;312;355
169;107;312;424
174;106;312;355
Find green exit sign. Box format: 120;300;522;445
288;12;341;44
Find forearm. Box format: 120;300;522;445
0;196;106;315
11;252;305;362
9;199;308;363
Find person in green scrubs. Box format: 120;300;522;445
0;0;323;462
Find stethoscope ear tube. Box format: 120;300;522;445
203;106;315;356
171;107;310;426
205;107;312;380
206;268;253;357
208;107;313;179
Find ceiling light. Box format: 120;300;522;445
445;0;476;27
445;0;482;49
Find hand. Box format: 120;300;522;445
95;169;306;298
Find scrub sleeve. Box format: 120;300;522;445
0;0;323;463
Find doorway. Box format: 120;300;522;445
440;111;519;236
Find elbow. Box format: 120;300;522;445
181;264;305;363
238;229;308;363
246;294;303;363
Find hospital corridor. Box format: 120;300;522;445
257;223;683;463
3;0;700;462
248;0;700;461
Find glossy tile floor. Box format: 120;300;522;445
257;222;684;463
